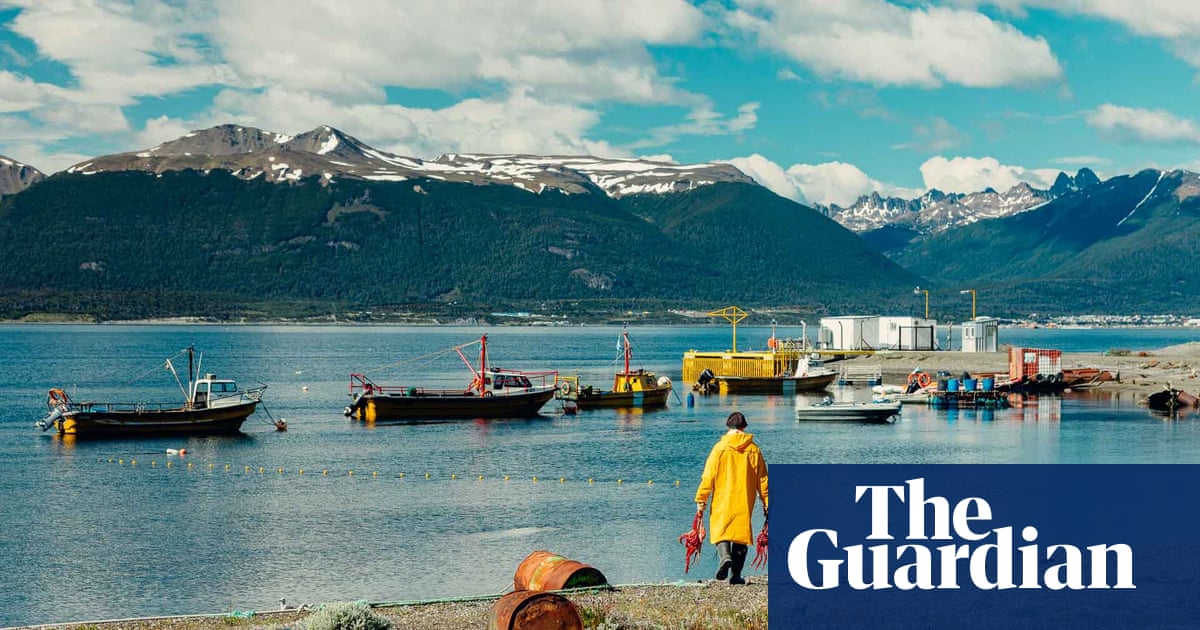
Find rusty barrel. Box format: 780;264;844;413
488;590;582;630
514;550;608;591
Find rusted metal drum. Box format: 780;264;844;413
487;590;583;630
513;550;608;591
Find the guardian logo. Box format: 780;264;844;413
788;478;1135;591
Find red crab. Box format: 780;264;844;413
752;521;768;570
678;512;706;573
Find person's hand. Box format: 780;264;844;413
696;504;705;515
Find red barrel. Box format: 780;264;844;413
513;551;608;591
487;590;582;630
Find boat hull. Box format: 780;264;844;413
351;387;556;421
575;387;671;409
56;402;257;437
717;372;837;395
796;402;900;423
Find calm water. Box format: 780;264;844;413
4;324;1200;625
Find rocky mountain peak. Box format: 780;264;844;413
1074;167;1101;189
142;124;286;158
0;156;45;197
279;125;372;161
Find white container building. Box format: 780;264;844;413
878;317;939;350
961;317;999;353
819;316;880;351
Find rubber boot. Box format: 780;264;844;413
729;543;749;585
715;541;733;581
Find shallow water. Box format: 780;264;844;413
3;324;1200;625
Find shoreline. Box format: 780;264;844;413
844;347;1200;398
12;581;768;630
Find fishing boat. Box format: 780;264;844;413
344;334;557;421
715;356;837;395
795;398;901;423
36;346;265;437
557;329;672;409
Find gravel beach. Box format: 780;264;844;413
22;581;768;630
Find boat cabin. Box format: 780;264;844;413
191;374;243;409
613;369;659;392
485;370;535;392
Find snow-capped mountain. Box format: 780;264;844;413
0;156;45;198
65;124;753;198
821;168;1100;233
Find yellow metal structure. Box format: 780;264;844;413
706;305;748;352
682;337;813;384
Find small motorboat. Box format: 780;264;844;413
796;398;901;423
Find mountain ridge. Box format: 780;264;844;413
64;123;754;199
820;167;1101;235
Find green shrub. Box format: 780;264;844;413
297;601;393;630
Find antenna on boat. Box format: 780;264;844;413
707;306;748;352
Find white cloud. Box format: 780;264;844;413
0;0;725;168
919;155;1059;192
7;1;231;105
725;154;922;206
727;0;1062;88
136;115;197;149
1086;104;1200;145
0;71;49;113
961;1;1200;70
209;0;707;104
724;154;808;202
891;117;967;152
0;142;91;174
1050;155;1111;166
628;102;760;150
204;87;623;159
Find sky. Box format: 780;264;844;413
1;0;1199;207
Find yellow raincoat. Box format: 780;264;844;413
695;431;768;545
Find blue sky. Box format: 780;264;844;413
1;0;1199;206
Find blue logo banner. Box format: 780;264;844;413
768;465;1200;629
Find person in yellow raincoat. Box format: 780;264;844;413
695;411;768;584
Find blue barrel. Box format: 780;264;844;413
981;377;994;392
963;378;978;391
947;378;960;392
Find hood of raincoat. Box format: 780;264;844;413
722;431;756;453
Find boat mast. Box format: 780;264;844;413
479;334;488;396
187;345;195;403
623;328;631;375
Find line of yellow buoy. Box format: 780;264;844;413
97;457;684;487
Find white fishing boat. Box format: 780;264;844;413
795;397;901;423
36;346;268;437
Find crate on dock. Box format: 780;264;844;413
1009;348;1062;381
838;364;882;386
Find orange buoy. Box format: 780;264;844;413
513;551;607;591
487;590;582;630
